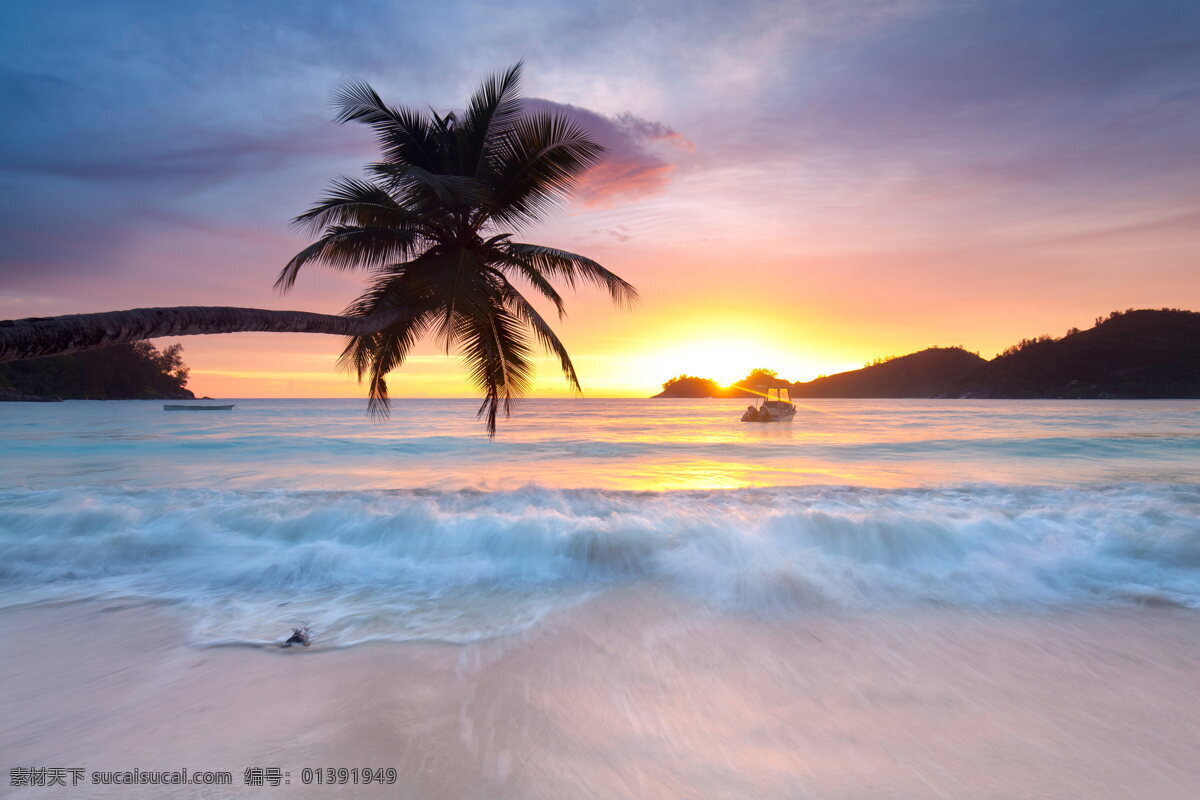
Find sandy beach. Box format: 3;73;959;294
4;593;1198;799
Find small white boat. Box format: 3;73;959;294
740;384;796;422
163;404;235;411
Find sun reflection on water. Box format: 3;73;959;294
2;397;1198;492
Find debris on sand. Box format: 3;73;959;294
281;627;311;648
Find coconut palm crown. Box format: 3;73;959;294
278;62;637;434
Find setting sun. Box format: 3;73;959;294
649;338;786;386
626;314;859;391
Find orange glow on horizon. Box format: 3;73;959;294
176;318;870;399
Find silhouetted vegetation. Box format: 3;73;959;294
999;335;1056;358
652;310;1200;399
0;342;193;400
656;368;789;398
866;346;977;367
657;375;722;398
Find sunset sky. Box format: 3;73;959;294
2;0;1198;398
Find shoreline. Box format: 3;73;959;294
3;595;1198;798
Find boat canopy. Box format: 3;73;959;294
758;385;792;403
749;378;792;403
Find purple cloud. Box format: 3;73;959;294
525;99;693;207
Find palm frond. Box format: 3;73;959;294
366;163;487;215
488;255;566;317
336;269;437;417
452;305;535;437
496;275;580;392
333;82;443;171
408;245;497;354
276;226;422;292
357;314;431;418
460;61;525;178
290;177;420;235
504;243;639;307
486;111;607;228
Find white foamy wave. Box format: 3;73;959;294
1;485;1197;643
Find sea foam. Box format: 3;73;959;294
1;484;1197;645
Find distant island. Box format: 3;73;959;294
656;309;1200;399
0;341;194;401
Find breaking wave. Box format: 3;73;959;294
1;484;1197;645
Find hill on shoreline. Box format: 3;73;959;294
655;309;1200;399
794;347;985;398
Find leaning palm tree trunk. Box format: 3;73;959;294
0;306;409;363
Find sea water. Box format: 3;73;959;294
1;398;1198;645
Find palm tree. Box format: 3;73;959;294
279;62;636;432
0;63;636;434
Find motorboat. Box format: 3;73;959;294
740;384;796;422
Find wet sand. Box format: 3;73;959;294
2;593;1199;799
